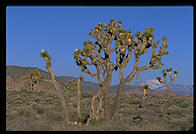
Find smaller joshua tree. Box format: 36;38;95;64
40;49;70;124
64;80;77;92
63;77;85;124
25;68;41;91
156;68;178;97
142;84;149;96
77;76;83;118
142;84;149;105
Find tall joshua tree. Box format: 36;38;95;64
110;24;169;120
74;19;122;120
74;19;169;121
156;68;178;97
40;49;70;124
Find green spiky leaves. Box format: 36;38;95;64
64;80;77;92
40;49;51;61
162;36;168;42
144;27;154;40
156;76;161;81
142;84;149;89
118;20;123;25
110;18;115;24
81;67;87;73
135;32;142;38
166;68;173;72
29;69;40;77
79;76;84;81
77;115;85;123
74;49;81;59
174;70;178;75
156;68;179;89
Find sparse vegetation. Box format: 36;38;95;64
6;19;192;131
6;90;193;131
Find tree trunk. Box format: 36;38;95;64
167;86;170;97
111;80;125;120
86;87;103;126
103;86;110;120
77;79;82;117
46;64;70;124
103;79;112;120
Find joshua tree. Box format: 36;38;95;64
40;49;70;124
156;68;178;97
142;85;149;96
142;85;149;105
74;19;169;121
77;76;83;118
63;77;84;124
64;80;77;92
24;68;41;91
74;19;121;121
111;24;169;120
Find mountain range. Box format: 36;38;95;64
6;65;193;95
133;79;193;95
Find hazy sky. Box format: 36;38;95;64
6;6;193;85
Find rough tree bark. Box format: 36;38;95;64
77;78;82;117
45;62;70;124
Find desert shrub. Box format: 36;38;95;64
82;93;93;98
167;105;182;115
130;98;141;104
77;115;85;123
7;110;18;120
48;112;64;122
145;102;159;107
33;105;45;114
169;118;190;130
178;101;190;108
16;105;36;118
14;100;23;105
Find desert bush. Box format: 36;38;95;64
130;98;141;104
145;101;159;107
82;93;93;98
178;101;190;108
77;115;85;123
167;105;182;115
6;89;193;131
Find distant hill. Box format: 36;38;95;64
6;65;99;92
153;85;193;95
132;79;193;95
6;65;193;95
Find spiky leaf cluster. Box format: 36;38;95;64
143;27;154;40
40;49;51;61
77;115;85;123
142;84;149;90
156;68;178;85
79;76;84;81
64;80;77;92
25;69;41;82
74;19;128;80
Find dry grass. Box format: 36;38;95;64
6;90;193;131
